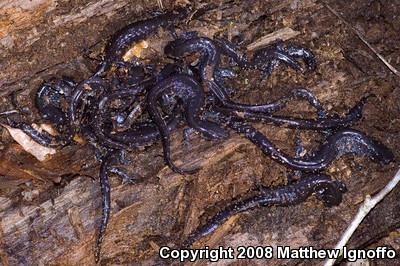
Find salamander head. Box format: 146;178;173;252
314;180;347;207
333;129;395;165
357;133;395;165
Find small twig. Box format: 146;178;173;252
0;110;18;116
157;0;163;10
247;27;300;51
322;1;400;78
324;168;400;266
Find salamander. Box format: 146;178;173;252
184;173;347;246
147;74;228;174
94;9;189;77
214;110;394;171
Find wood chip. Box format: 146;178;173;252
1;124;57;161
123;40;149;61
247;27;300;51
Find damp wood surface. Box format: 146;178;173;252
0;0;399;265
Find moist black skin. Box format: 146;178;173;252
147;74;228;174
215;94;372;130
165;35;318;114
94;8;189;77
212;108;394;171
184;174;347;246
2;8;394;263
35;78;76;127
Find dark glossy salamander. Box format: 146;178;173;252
165;36;219;83
110;63;193;132
5;118;69;147
106;91;147;134
216;94;372;130
184;174;347;246
168;35;316;74
211;38;317;99
92;111;181;150
213;37;317;74
35;77;76;126
111;65;147;89
69;77;110;129
74;63;190;152
165;36;322;115
6;77;77;148
147;74;228;174
90;77;182;149
251;39;316;75
94;9;189;77
215;111;394;171
95;150;137;263
94;152;112;263
165;35;247;105
212;83;330;118
11;12;393;264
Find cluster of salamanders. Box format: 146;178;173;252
4;7;394;262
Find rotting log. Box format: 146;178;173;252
0;130;398;265
0;0;164;95
0;134;398;265
0;0;399;265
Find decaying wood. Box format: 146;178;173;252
322;1;400;78
0;0;161;95
246;27;300;51
0;0;399;265
325;169;400;266
1;124;57;162
0;131;398;265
